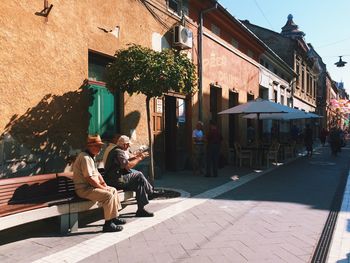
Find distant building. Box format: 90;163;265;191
242;15;319;113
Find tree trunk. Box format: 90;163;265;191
146;96;155;185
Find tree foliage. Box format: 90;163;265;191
105;44;197;184
105;44;197;97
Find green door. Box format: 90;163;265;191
88;84;116;137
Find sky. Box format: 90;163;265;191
218;0;350;94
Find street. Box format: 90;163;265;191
0;145;349;263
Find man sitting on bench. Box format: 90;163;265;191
73;134;126;232
103;135;154;217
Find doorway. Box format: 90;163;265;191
210;84;222;125
229;91;239;148
164;96;188;171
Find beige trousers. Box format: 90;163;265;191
76;186;121;221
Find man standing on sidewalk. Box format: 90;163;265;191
206;120;222;177
192;121;205;176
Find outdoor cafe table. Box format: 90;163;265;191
242;143;270;168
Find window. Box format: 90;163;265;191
301;68;305;91
88;52;113;82
211;24;220;36
168;0;179;13
264;61;269;70
313;80;317;98
88;52;118;138
231;37;239;49
296;63;300;88
247;49;254;59
168;0;188;16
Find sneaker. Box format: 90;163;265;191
102;222;123;232
112;218;126;225
135;209;154;217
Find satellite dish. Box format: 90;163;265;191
335;56;347;67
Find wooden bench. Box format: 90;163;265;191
0;172;134;233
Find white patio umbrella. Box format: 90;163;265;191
242;111;322;120
218;98;299;117
218;98;299;142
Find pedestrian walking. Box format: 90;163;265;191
303;124;313;157
319;127;328;147
329;126;341;156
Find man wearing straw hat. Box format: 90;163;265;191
73;134;125;232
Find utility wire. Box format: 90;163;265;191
316;37;350;49
253;0;275;31
141;0;171;30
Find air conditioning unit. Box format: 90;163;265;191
173;25;193;50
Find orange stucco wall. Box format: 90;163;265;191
0;0;181;173
201;33;260;146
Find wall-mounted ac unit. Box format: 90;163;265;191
173;25;193;50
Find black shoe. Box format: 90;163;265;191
112;218;126;225
135;209;154;217
149;189;163;199
103;222;123;232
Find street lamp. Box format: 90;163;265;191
335;56;347;67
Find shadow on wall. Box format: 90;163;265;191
1;80;93;177
123;110;141;140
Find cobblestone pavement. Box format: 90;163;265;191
0;146;349;263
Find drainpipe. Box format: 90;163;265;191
198;2;218;121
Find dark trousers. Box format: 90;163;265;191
106;170;153;209
206;143;220;177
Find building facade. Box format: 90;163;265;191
243;15;319;114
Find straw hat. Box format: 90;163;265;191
87;135;104;146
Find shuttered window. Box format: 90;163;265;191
88;52;118;138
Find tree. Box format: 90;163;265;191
105;44;197;184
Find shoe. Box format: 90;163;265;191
135;209;154;217
102;222;123;232
112;218;126;225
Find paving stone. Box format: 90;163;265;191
1;146;349;263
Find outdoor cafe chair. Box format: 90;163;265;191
284;141;296;158
234;142;253;167
266;142;280;168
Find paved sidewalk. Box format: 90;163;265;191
0;146;349;262
327;168;350;263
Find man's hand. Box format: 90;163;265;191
86;175;107;189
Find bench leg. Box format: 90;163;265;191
60;213;78;233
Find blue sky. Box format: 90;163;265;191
218;0;350;94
